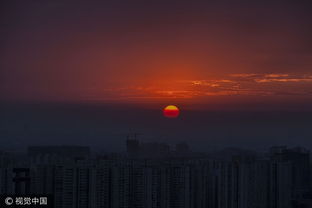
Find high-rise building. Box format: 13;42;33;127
270;146;311;200
126;139;140;158
0;144;306;208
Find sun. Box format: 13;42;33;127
163;105;180;118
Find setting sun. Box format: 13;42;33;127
163;105;180;118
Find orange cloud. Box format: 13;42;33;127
255;78;312;83
264;74;289;78
230;73;259;78
94;73;312;101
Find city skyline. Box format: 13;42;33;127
0;142;311;208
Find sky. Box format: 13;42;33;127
1;1;312;151
1;0;312;108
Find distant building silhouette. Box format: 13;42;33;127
0;143;311;208
28;146;90;162
126;139;140;157
126;139;170;158
270;146;311;203
13;168;30;194
176;142;190;153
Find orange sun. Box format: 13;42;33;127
163;105;180;118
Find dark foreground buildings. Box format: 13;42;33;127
0;143;311;208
